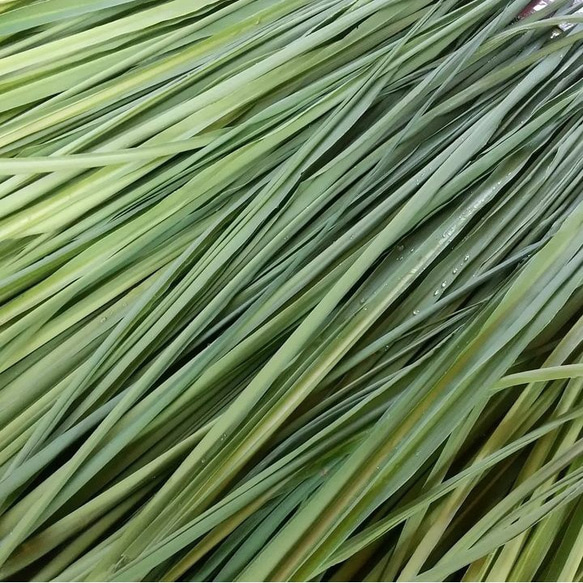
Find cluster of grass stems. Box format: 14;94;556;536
1;0;583;580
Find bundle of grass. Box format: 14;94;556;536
1;0;583;580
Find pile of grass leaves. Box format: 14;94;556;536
1;0;583;580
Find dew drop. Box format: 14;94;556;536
441;281;447;288
413;309;420;315
433;290;440;296
464;254;470;262
452;267;459;274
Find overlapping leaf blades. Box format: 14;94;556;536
1;0;583;580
